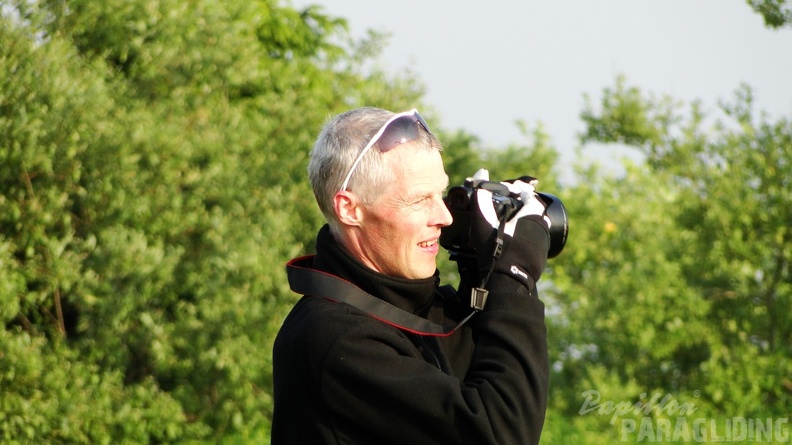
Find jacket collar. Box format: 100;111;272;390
312;225;438;316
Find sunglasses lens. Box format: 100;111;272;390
375;115;423;152
414;113;431;134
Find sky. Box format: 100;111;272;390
291;0;792;181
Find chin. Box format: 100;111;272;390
415;266;437;279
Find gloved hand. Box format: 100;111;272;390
467;169;551;291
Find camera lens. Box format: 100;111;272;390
536;193;568;259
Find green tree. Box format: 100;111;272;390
7;0;788;442
547;77;791;442
1;0;433;441
748;0;792;28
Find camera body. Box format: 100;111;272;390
439;176;568;259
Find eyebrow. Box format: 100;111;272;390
404;176;449;203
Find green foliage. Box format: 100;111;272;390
1;0;432;442
483;121;561;189
747;0;792;28
549;77;792;442
580;75;679;153
548;162;711;407
2;0;790;442
0;329;191;443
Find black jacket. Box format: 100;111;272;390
272;225;549;444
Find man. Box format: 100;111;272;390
272;107;551;444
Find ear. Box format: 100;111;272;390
333;190;364;227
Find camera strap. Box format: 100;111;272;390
465;203;510;310
286;256;477;337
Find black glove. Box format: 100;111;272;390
465;169;551;291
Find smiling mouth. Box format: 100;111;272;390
418;239;438;248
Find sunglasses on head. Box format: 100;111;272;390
339;108;432;192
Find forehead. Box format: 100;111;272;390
387;146;448;190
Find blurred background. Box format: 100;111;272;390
1;0;790;443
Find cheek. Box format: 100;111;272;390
364;210;401;244
368;209;421;248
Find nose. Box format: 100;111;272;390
432;195;453;228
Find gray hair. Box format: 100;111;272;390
308;107;441;233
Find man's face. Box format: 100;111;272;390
351;146;453;279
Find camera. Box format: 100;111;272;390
439;176;568;259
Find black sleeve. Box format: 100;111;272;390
316;281;548;445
